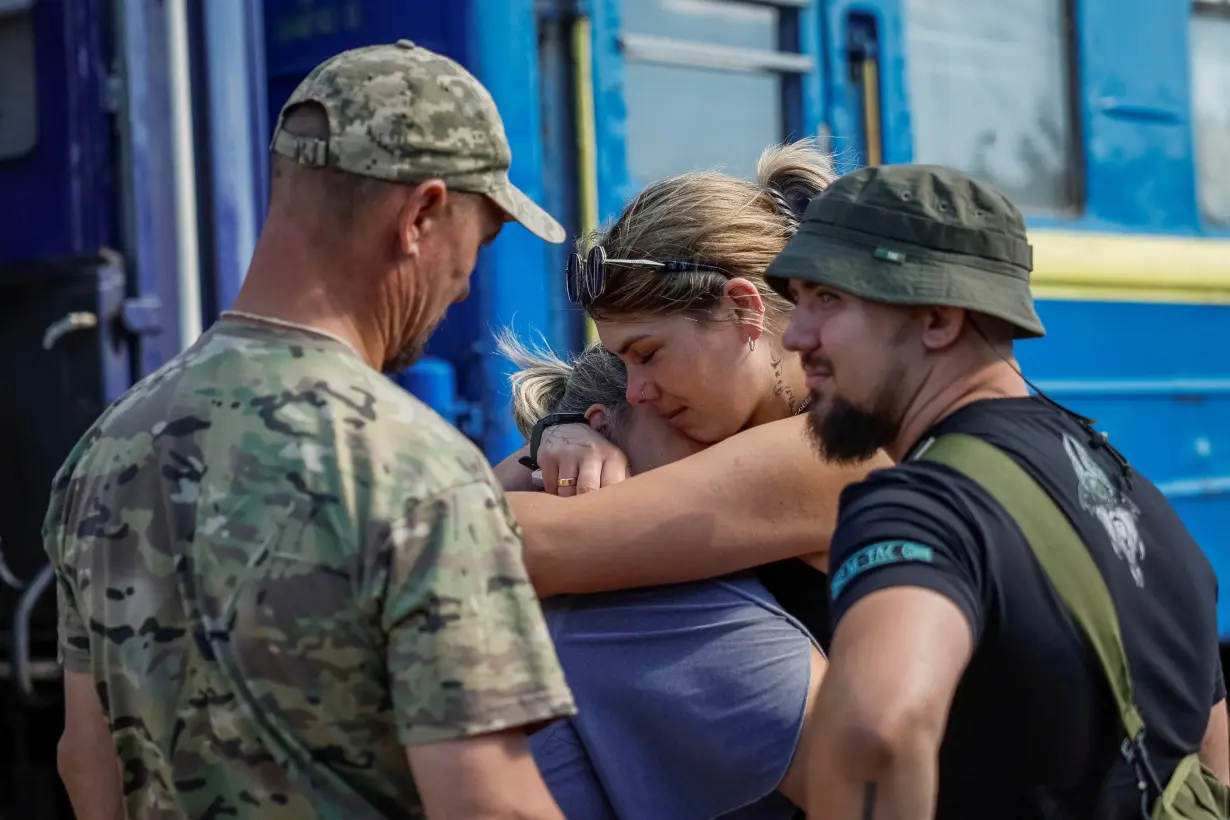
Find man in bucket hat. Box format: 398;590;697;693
46;41;575;819
768;165;1228;818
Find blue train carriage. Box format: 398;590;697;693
1;0;1228;688
268;0;1230;636
546;0;1230;636
179;0;1230;639
0;3;1227;812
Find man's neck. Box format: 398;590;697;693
229;230;387;370
887;360;1029;462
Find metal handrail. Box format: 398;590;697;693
619;33;814;75
13;562;55;706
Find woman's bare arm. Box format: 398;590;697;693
509;415;891;596
493;445;539;492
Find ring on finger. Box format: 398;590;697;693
557;477;577;488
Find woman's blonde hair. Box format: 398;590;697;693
581;139;835;331
497;331;629;441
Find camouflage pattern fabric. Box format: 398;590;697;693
43;318;576;819
270;39;566;244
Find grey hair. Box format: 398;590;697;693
496;331;629;440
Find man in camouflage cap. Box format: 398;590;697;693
45;41;577;819
770;166;1227;818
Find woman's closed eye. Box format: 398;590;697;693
623;344;659;366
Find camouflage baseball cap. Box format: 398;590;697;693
271;39;565;244
765;164;1045;338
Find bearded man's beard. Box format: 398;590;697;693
804;374;903;465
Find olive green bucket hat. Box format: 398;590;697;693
765;164;1045;339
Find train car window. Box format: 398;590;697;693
1191;4;1230;226
624;63;782;186
0;5;37;160
623;0;778;48
619;0;802;187
903;0;1079;213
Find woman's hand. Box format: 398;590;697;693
537;424;629;497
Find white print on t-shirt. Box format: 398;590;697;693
1062;433;1146;587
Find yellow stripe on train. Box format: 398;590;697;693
1030;230;1230;304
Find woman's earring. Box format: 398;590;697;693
748;337;757;353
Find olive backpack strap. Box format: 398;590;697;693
914;433;1144;741
914;433;1229;819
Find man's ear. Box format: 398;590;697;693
397;179;449;256
919;305;966;352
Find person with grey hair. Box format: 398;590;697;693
491;142;888;650
498;335;824;820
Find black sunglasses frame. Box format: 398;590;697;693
565;246;728;304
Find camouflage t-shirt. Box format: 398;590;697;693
43;318;576;819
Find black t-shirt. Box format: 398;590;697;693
757;558;830;651
827;397;1224;820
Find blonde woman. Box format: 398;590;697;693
501;337;822;820
495;140;891;621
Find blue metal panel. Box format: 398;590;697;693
1074;0;1198;232
820;0;912;173
116;0;187;375
263;0;467;130
0;0;114;266
391;357;461;426
797;1;824;140
590;0;632;224
201;2;270;317
535;2;585;349
468;0;565;460
1019;301;1229;382
780;3;821;141
248;6;272;228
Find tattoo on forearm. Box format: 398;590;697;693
862;782;878;820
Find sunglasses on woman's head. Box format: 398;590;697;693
565;245;729;303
